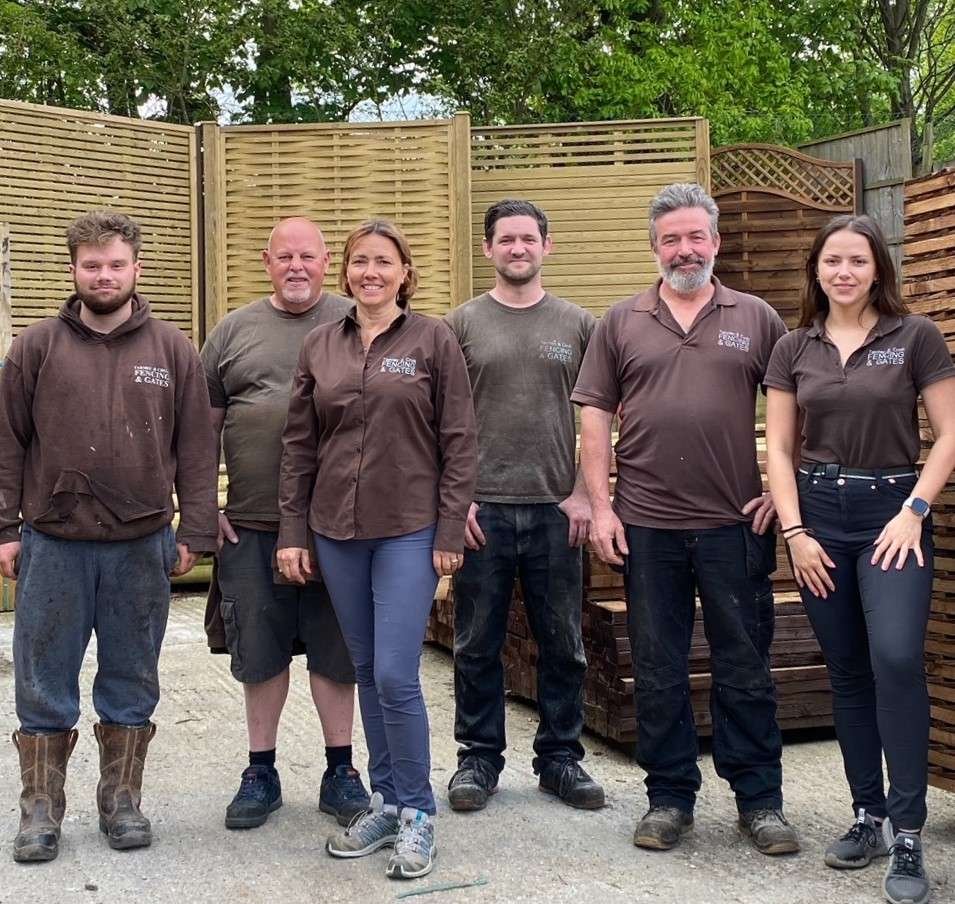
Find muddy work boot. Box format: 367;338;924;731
94;722;156;850
738;807;801;855
12;729;79;862
447;756;499;812
537;758;605;810
633;805;694;850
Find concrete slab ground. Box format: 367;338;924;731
0;593;953;904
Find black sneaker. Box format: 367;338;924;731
447;757;499;812
225;765;282;829
883;832;930;904
537;759;605;810
319;765;371;827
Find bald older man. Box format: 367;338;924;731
201;217;369;830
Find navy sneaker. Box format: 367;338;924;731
320;765;371;827
225;765;282;829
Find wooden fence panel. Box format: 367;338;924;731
208;114;472;323
712;144;859;326
0;99;199;339
799;120;912;274
904;167;955;795
469;118;708;315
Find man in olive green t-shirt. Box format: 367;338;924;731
200;217;368;830
444;200;605;812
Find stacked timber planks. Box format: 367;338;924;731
426;444;833;745
904;168;955;794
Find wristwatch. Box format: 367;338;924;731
903;496;930;519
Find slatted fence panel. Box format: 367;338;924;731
712;144;859;326
469;119;709;314
0;99;199;338
904;167;955;794
204;114;472;329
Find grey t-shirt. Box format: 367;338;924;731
200;292;352;524
445;292;595;503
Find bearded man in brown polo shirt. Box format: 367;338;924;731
573;183;799;855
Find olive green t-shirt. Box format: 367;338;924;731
445;292;595;503
200;293;352;525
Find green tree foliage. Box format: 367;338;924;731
0;0;951;169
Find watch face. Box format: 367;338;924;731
909;497;930;517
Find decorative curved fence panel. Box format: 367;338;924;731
712;144;860;326
470;119;709;315
0;99;199;338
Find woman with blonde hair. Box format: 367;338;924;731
765;214;955;904
277;219;476;879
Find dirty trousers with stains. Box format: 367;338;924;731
13;523;177;732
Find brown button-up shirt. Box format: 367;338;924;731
571;278;786;529
278;305;477;553
765;313;955;468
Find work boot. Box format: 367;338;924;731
738;807;801;855
94;721;156;851
319;765;370;827
825;808;889;869
537;758;605;809
12;729;79;862
447;756;499;812
633;806;694;850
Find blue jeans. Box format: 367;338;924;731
313;525;439;815
452;502;586;773
797;469;932;830
13;524;177;732
624;522;783;813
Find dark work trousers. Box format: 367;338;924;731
797;470;932;831
13;523;177;733
624;522;783;814
453;502;587;774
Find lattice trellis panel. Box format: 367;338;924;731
0;99;199;339
711;144;856;211
470;118;709;316
205;116;471;326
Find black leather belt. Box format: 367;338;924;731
798;463;917;480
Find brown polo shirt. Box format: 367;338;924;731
571;278;786;529
765;313;955;468
277;305;477;554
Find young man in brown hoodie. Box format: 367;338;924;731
0;211;218;862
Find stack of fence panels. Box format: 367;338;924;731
426;446;833;745
904;168;955;793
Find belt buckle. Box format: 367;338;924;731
823;463;840;480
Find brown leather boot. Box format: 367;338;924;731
12;728;79;862
94;721;156;850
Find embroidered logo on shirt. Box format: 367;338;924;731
717;330;751;352
133;365;171;388
380;356;417;376
539;339;573;363
866;347;905;367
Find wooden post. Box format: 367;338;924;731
448;111;473;308
0;223;10;357
198;122;228;337
1;223;14;611
695;118;711;190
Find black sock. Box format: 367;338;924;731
249;748;276;769
325;745;352;775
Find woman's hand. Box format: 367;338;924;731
276;546;313;584
871;508;926;571
433;550;464;576
788;532;836;599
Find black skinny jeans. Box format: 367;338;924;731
797;470;932;830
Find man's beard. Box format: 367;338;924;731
659;254;714;294
495;259;541;286
75;283;136;316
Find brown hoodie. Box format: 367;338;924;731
0;294;218;550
